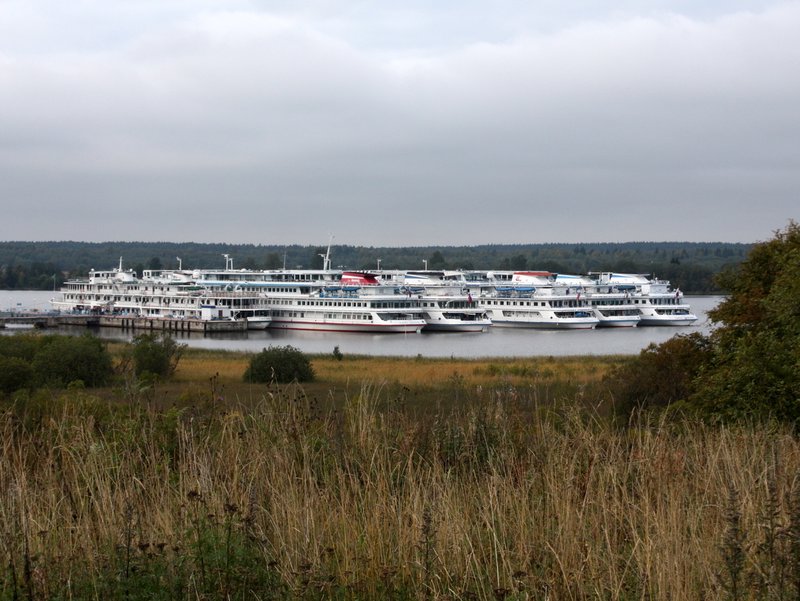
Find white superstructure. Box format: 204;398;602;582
477;272;599;329
51;260;272;329
594;273;698;326
555;274;640;328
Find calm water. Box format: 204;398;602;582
1;290;722;358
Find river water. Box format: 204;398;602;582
1;290;722;358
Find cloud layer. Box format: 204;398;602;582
1;2;798;244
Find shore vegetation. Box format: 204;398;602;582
0;344;796;600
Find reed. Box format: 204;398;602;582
2;380;799;599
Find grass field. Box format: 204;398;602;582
161;348;623;414
2;349;796;600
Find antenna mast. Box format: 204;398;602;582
319;234;334;271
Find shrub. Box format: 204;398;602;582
608;222;800;424
692;221;800;422
244;345;314;384
131;333;186;378
0;355;33;393
0;333;42;362
31;334;113;387
605;332;712;419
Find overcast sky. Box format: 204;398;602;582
1;1;798;246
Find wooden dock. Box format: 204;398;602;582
0;314;248;333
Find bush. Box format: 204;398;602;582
31;334;113;387
131;333;186;378
0;333;42;362
0;355;33;393
244;345;314;384
607;222;800;424
605;332;712;419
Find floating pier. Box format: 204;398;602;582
0;314;248;333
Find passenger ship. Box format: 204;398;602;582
554;274;641;328
594;273;698;326
396;271;491;332
264;283;426;333
174;264;427;334
51;260;273;328
475;272;599;329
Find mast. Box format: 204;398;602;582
319;234;334;271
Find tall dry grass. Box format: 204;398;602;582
2;383;800;599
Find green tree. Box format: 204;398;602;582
244;345;314;384
0;356;33;393
691;222;800;421
509;254;528;270
131;333;186;378
264;252;283;269
31;334;113;387
606;222;800;423
429;250;446;269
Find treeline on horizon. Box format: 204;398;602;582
0;240;751;293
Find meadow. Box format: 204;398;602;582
1;349;798;600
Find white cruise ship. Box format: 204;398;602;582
186;265;427;334
258;282;426;333
393;271;491;332
51;260;273;328
594;273;698;326
555;274;640;328
477;271;599;329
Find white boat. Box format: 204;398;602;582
51;259;270;326
186;264;426;334
478;272;599;329
416;294;491;332
595;273;698;326
394;271;491;332
262;282;426;333
555;274;640;328
50;258;137;313
237;310;273;329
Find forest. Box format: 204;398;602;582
0;239;751;292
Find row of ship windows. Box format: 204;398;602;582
273;311;373;320
272;299;416;309
68;295;227;305
273;299;367;307
485;298;681;307
486;300;580;307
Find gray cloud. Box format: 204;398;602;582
1;2;798;245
